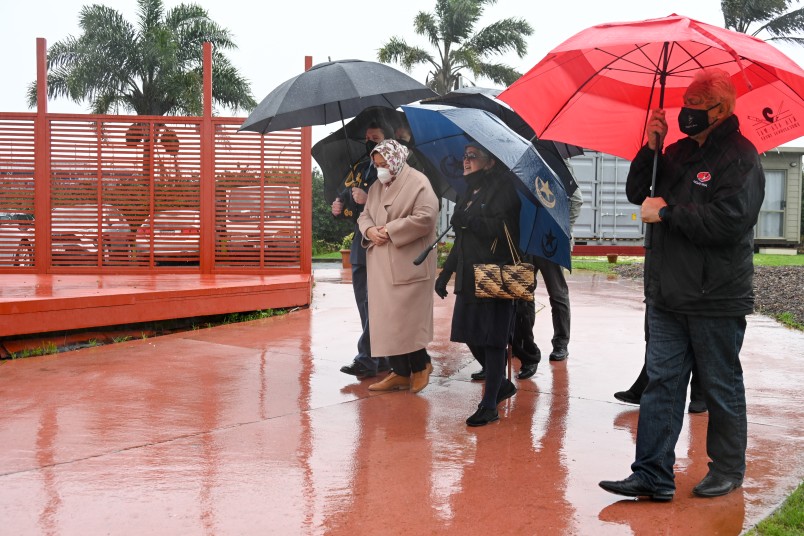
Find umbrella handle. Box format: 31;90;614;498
413;225;452;265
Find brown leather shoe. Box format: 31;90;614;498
411;363;433;394
368;372;411;391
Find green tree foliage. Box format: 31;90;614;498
26;0;256;115
722;0;804;45
377;0;533;95
312;169;353;246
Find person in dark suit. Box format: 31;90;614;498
333;122;392;379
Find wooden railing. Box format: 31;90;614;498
0;43;312;276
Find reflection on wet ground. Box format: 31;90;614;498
0;268;802;534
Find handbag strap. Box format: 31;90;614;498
503;222;522;265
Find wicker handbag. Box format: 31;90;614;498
474;223;535;301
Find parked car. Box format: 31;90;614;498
219;185;300;263
0;165;35;266
135;209;201;265
0;212;35;266
50;205;131;265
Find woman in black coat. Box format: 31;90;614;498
435;142;522;426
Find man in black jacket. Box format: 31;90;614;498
599;69;765;501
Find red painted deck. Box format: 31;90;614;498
0;273;312;337
572;244;646;256
0;267;801;534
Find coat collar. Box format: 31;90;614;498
381;164;411;206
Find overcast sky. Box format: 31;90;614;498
2;0;803;145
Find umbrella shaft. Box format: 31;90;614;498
413;225;452;265
645;132;662;250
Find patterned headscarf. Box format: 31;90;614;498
371;139;409;177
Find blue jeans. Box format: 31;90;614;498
631;306;747;493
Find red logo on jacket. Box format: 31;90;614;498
696;172;711;182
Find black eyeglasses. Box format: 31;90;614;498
463;152;481;160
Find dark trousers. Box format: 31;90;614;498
532;256;570;350
626;362;704;402
351;263;388;372
468;343;507;409
389;349;430;377
511;257;570;366
511;300;541;365
626;312;704;403
632;306;747;492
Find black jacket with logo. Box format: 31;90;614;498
626;115;765;316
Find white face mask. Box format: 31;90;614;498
376;167;393;184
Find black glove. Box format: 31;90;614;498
435;270;452;299
450;210;468;228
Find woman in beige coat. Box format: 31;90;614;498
357;139;439;393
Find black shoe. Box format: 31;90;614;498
688;400;708;413
339;362;377;378
549;347;568;361
598;474;674;502
496;379;517;405
692;473;742;497
377;360;391;372
517;362;538;380
614;390;641;405
470;368;486;381
466;405;499;427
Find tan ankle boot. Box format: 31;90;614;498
368;372;411;391
411;363;433;394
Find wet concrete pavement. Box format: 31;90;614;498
1;267;802;535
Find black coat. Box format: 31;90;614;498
626;115;765;316
443;168;522;304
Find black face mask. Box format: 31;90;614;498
365;140;378;156
678;103;720;136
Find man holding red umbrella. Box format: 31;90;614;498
599;69;765;501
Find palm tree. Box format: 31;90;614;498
722;0;804;45
377;0;533;95
26;0;256;115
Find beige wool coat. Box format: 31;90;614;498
357;164;439;357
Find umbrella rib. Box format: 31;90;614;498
595;42;734;80
667;41;708;72
749;59;804;101
594;46;661;76
538;50;634;134
540;45;670;133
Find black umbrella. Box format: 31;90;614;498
312;106;457;204
422;87;583;195
312;107;404;203
240;59;437;134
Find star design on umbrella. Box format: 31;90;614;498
535;176;557;208
542;229;558;257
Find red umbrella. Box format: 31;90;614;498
499;13;804;160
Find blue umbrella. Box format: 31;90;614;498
422;87;583;196
402;103;572;269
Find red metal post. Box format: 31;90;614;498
200;42;214;273
34;37;52;272
300;56;313;276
